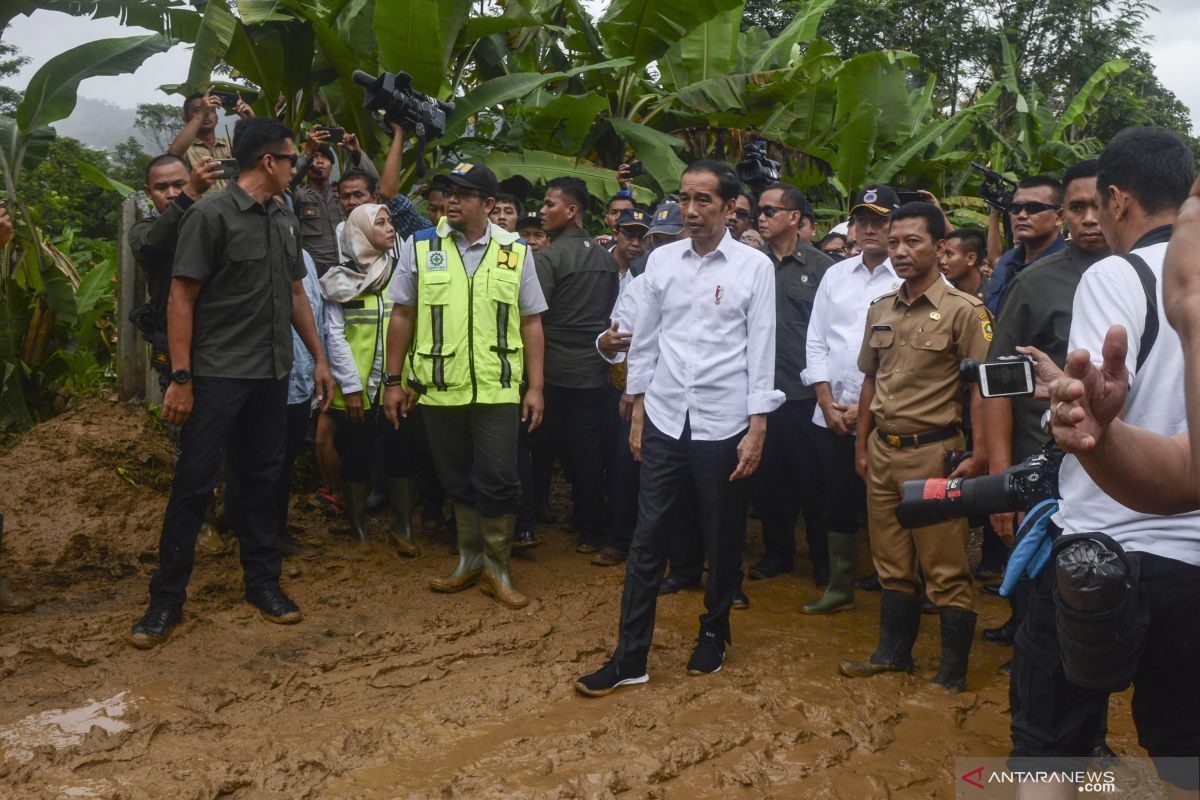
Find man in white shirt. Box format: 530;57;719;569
575;161;783;696
800;186;901;614
1013;128;1198;797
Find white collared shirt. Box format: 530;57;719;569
626;231;784;441
801;253;901;428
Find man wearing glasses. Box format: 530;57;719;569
748;184;834;585
382;163;548;610
984;176;1066;316
131;118;334;648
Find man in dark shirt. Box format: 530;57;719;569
941;227;990;301
293;128;379;274
749;183;835;583
536;176;621;552
984;175;1066;315
129;118;333;650
130;155;222;359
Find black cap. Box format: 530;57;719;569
850;185;900;216
616;207;650;231
516;212;542;230
432;162;500;198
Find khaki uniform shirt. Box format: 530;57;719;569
184;137;233;195
857;278;992;435
173;183;305;380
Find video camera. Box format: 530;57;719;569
736;140;782;192
970;162;1016;211
352;69;455;141
894;445;1063;529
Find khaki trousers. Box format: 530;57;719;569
866;432;973;611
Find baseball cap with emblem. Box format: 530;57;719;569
516;211;543;231
850;185;900;216
616;207;650;232
646;201;683;236
432;162;500;198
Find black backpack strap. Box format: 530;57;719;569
1120;253;1158;373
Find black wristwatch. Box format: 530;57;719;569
383;373;405;387
171;369;192;385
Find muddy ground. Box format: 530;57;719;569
0;398;1142;799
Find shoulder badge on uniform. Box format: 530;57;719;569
978;309;993;342
427;251;447;271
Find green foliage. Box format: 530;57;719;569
22;138;125;239
134;103;181;152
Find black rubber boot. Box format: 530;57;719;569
387;478;419;557
343;481;371;544
840;590;921;677
931;606;978;692
802;530;857;614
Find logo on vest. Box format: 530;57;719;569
496;250;518;270
426;251;447;271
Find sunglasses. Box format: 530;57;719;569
733;208;752;219
1008;201;1061;216
757;205;797;218
263;152;299;166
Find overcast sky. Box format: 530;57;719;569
3;2;1199;131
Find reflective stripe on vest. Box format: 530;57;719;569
412;232;526;406
331;291;391;410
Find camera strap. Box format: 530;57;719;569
1117;252;1157;373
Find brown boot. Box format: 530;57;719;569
478;514;528;609
0;575;33;614
387;478;419;558
429;504;483;593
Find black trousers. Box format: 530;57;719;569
421;403;521;517
516;411;537;532
274;400;313;539
332;408;421;482
613;417;747;673
750;398;828;569
813;422;865;535
544;385;608;542
150;377;287;608
1010;550;1200;789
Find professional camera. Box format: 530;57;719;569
894;445;1063;529
970;161;1016;211
352;70;455;140
736;140;782;192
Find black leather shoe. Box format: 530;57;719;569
983;617;1017;645
245;586;301;624
686;630;725;675
574;659;649;697
855;571;881;591
748;559;792;580
512;529;539;550
732;589;750;610
129;604;182;649
658;573;701;595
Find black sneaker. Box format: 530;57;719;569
732;589;750;610
129;604;182;649
245;586;302;624
513;529;539;550
574;660;649;697
686;631;725;675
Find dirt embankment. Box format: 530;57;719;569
0;398;1141;798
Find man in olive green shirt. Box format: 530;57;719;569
130;118;333;650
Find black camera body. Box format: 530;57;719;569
352;70;455;140
895;446;1062;529
736;141;782;192
970;161;1016;211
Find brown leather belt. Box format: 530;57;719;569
876;426;959;449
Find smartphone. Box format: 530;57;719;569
211;90;239;110
316;125;345;144
897;190;925;205
625;161;645;179
978;358;1034;398
217;158;240;180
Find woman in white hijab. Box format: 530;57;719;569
322;204;420;555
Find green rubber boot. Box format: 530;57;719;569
478;514;528;609
387;478;419;557
343;481;371;544
429;504;484;592
802;531;858;614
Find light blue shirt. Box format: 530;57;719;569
288;250;325;405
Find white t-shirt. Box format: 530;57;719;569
1053;238;1200;567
